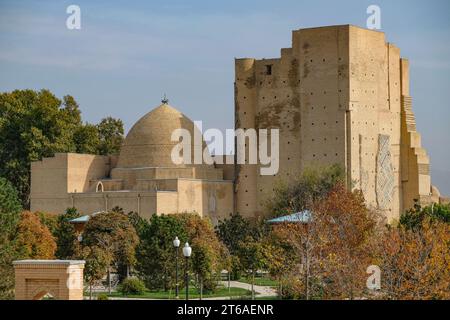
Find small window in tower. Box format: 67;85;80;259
96;182;104;193
266;65;272;75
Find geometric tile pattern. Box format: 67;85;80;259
376;134;395;210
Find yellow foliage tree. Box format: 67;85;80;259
15;211;56;259
376;219;450;300
269;183;379;299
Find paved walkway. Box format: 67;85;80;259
219;281;277;298
104;281;277;300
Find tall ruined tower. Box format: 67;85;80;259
234;25;441;221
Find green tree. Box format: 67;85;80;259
136;214;187;291
237;237;268;300
74;123;100;154
96;117;124;155
0;177;22;299
118;278;146;295
128;211;149;238
82;245;113;300
0;177;22;239
191;239;214;299
54;207;81;259
216;213;258;255
0;90;125;207
400;200;450;230
35;212;58;235
215;213;263;280
265;164;345;217
0;90;82;207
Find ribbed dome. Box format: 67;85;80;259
116;103;205;168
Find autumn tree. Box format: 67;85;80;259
376;218;450;300
15;211;57;259
181;214;226;293
263;231;297;299
311;184;378;299
269;183;378;300
81;211;139;281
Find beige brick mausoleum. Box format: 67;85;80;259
30;25;445;223
30;103;234;224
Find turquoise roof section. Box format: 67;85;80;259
69;211;105;223
267;210;312;224
69;215;90;223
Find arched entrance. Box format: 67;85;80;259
33;291;56;300
13;260;85;300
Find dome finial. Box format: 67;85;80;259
161;93;169;104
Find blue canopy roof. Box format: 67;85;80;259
69;215;90;223
69;211;105;223
267;210;312;224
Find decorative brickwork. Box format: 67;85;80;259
13;260;85;300
376;135;395;210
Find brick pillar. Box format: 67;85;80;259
13;260;85;300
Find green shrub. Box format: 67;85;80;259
119;278;146;295
97;293;109;300
400;201;450;230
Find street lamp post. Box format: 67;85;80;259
173;236;181;299
183;242;192;300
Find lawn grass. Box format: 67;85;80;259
93;286;252;299
223;295;280;300
238;276;278;287
255;296;279;300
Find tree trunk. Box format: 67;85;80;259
108;268;111;294
251;271;255;300
163;268;167;292
304;241;310;300
200;277;203;300
305;255;310;300
279;277;282;300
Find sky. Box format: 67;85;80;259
0;0;449;194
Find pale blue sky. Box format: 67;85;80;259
0;0;449;194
